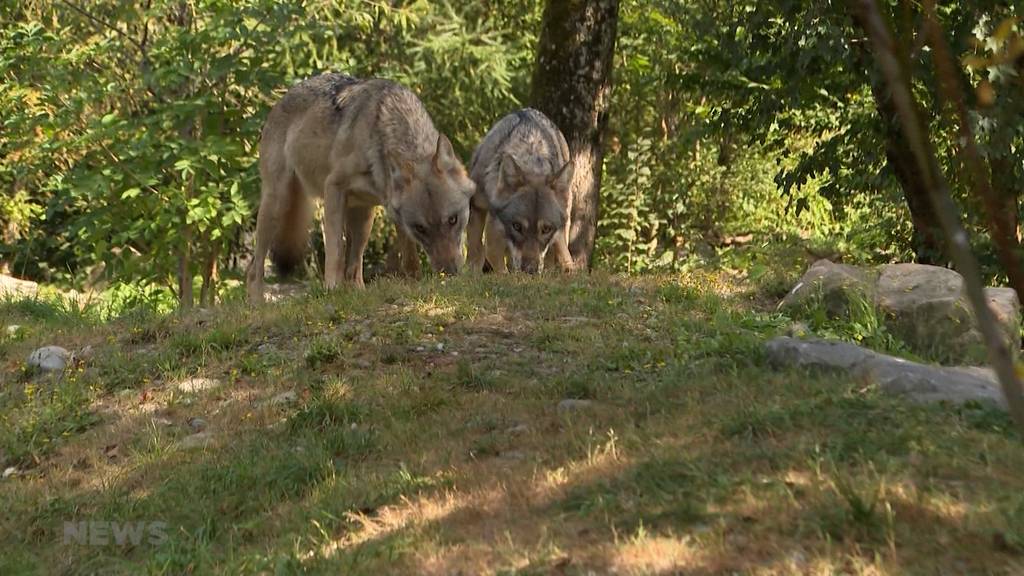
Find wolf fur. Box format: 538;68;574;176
467;108;574;274
247;73;475;302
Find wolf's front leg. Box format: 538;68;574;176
344;204;376;287
552;228;576;273
322;187;347;289
484;216;508;273
465;201;488;273
395;227;422;279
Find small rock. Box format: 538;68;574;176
435;343;445;352
5;325;22;337
256;343;276;355
268;391;298;406
177;432;213;450
187;417;208;433
3;466;18;479
27;346;70;372
176;377;222;394
557;399;594;413
499;450;527;461
151;416;174;427
506;423;530;436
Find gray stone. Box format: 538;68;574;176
764;337;876;371
0;274;38;299
6;325;22;337
876;264;978;362
176;377;222;394
177;432;213;450
3;466;18;479
27;346;70;372
557;399;594;413
764;336;1007;409
859;355;1005;408
780;260;875;318
187;417;208;433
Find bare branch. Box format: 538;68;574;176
922;0;1024;306
57;0;146;53
849;0;1024;435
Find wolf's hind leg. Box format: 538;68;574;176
484;217;507;273
466;201;488;273
344;204;376;287
247;172;289;303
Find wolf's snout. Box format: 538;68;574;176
521;260;540;274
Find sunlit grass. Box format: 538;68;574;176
1;271;1022;574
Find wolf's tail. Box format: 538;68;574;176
269;176;313;278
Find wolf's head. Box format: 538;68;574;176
387;135;475;274
491;155;574;274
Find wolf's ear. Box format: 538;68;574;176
432;134;458;173
548;160;574;191
499;155;525;191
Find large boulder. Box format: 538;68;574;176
27;346;71;372
876;264;1020;363
764;336;1006;409
779;260;875;318
0;274;38;299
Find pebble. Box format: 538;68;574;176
176;377;222;394
557;399;594;413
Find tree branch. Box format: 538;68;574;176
849;0;1024;436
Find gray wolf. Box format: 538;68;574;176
247;73;475;302
467;108;574;274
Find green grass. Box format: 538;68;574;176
1;271;1023;574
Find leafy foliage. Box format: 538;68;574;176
1;0;1022;298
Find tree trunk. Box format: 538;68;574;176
867;72;946;264
850;9;945;264
530;0;620;270
199;239;219;307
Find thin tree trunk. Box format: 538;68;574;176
850;0;1024;436
173;0;195;309
530;0;620;270
199;239;218;307
865;67;946;264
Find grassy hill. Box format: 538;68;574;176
2;271;1023;575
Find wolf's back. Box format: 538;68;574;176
471;108;570;191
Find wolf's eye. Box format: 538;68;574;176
414;224;428;236
448;214;458;226
511;222;523;233
540;224;553;235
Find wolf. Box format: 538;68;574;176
246;73;475;302
467;108;574;274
